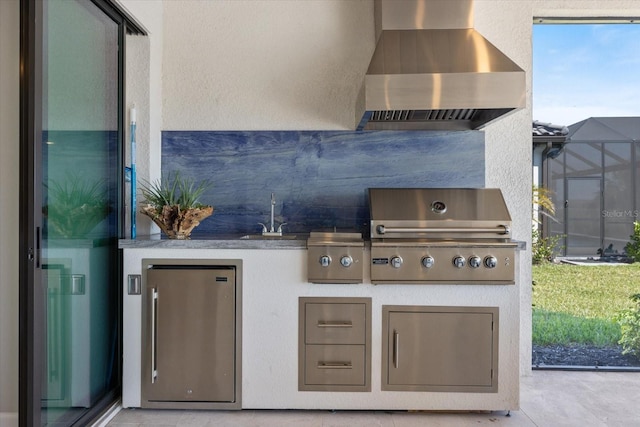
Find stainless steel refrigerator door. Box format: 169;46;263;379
142;267;236;403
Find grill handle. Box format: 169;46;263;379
376;225;510;236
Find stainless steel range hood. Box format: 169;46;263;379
358;0;525;131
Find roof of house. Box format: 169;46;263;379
533;120;569;138
532;121;570;155
568;117;640;142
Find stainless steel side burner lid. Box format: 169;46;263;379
368;188;517;285
307;231;364;284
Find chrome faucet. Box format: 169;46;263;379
259;192;286;236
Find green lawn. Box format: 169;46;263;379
532;263;640;346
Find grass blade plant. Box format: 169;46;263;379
532;263;640;347
139;172;210;211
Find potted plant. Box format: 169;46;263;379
139;172;213;239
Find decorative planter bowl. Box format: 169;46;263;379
141;204;213;239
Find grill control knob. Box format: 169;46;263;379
421;256;435;269
390;256;403;268
484;256;498;269
469;256;482;269
453;256;466;268
340;255;353;267
319;255;331;267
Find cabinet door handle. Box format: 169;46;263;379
317;362;353;369
317;321;352;328
151;288;158;383
393;330;400;369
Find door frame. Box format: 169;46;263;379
19;1;44;424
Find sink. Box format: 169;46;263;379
239;234;298;240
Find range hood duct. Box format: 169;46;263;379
358;0;525;131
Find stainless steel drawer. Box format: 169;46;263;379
305;303;366;345
304;345;365;386
298;297;371;392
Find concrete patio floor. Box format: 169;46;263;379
107;370;640;426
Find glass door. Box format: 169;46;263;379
41;0;121;423
21;0;124;424
566;178;603;256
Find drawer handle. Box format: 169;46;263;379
317;321;352;328
317;362;353;369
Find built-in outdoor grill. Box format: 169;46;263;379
368;188;517;284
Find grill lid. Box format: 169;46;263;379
369;188;511;240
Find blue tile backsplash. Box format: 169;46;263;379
161;130;484;236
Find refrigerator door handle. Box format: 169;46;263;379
151;288;158;383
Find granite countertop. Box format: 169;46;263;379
119;234;526;251
119;233;309;249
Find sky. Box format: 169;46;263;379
533;23;640;127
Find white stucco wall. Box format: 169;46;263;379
161;0;375;130
475;0;535;378
0;0;20;416
119;0;164;235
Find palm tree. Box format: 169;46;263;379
532;185;562;263
532;185;556;225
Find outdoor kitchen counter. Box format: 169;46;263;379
121;240;526;412
119;235;525;250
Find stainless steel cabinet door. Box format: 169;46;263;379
143;267;236;403
383;306;498;393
